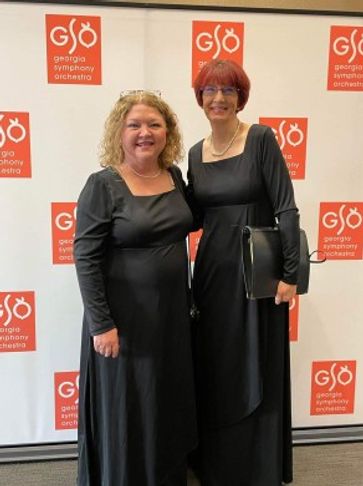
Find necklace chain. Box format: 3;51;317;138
210;120;240;157
127;164;162;179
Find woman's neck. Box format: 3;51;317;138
208;118;241;157
210;117;240;144
124;157;160;172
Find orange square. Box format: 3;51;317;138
259;117;308;180
311;360;356;415
289;295;299;342
46;14;102;85
327;26;363;91
189;229;203;263
192;21;244;86
51;202;77;264
318;202;363;260
0;112;31;178
54;371;79;430
0;291;36;352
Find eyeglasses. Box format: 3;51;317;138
201;86;239;97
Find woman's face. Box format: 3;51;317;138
201;84;239;123
121;104;167;165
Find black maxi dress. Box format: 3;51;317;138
187;124;300;486
74;166;197;486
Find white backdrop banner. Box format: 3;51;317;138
0;2;362;445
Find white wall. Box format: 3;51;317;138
0;1;362;445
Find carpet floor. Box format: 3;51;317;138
0;442;362;485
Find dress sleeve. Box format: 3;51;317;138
278;210;300;284
74;173;116;335
260;126;300;284
186;149;204;231
169;165;187;194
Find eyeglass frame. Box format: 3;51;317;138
200;85;240;97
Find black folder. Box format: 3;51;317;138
241;226;310;299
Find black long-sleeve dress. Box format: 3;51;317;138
187;124;300;486
74;166;197;486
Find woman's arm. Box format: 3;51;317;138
260;127;300;303
275;210;300;304
74;172;119;356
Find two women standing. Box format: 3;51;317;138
74;60;300;486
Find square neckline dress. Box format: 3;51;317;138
74;166;197;486
188;124;297;485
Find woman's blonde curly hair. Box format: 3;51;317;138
99;91;184;169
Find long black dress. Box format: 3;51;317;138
187;124;300;486
74;166;197;486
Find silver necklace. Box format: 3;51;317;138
127;164;162;179
210;120;240;157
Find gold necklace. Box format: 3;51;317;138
210;120;240;157
127;164;162;179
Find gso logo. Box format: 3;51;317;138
259;117;308;180
49;18;98;55
51;202;77;264
314;362;354;392
319;202;363;260
58;374;80;404
0;291;36;352
0;114;27;149
54;371;80;429
322;204;362;236
0;293;32;327
333;28;363;63
0;111;31;178
271;120;304;150
328;26;363;91
46;14;102;85
192;21;244;85
55;206;77;234
195;24;241;60
311;360;356;415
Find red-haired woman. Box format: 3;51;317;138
188;59;300;485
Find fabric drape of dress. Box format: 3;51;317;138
187;124;300;486
74;166;197;486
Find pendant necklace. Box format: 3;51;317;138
127;164;162;179
210;120;240;157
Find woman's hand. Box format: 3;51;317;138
93;328;120;358
275;281;297;305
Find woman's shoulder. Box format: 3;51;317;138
248;123;273;138
168;164;186;188
189;138;204;150
89;166;114;179
85;167;119;184
79;167;119;196
245;124;276;152
168;163;182;176
188;139;204;161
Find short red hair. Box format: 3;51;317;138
194;59;250;112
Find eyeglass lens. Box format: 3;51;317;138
202;86;238;96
